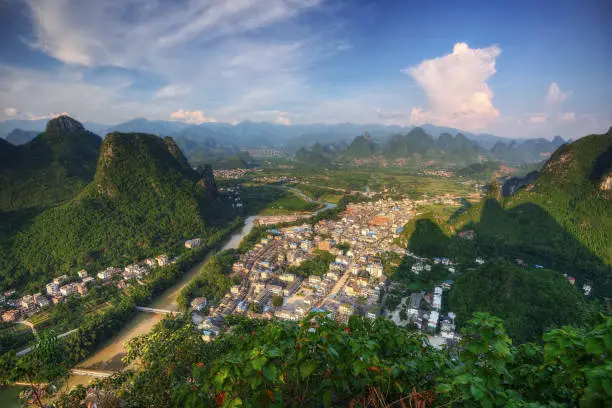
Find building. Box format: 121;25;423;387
583;284;592;296
156;254;170;267
191;297;208;311
143;258;157;269
185;238;202;249
2;309;20;322
366;262;384;278
33;293;50;308
338;303;355;316
53;275;68;285
97;267;120;281
82;276;95;286
77;270;88;278
76;282;88;296
60;283;77;297
458;229;476;240
440;317;455;339
46;282;60;296
21;295;36;312
428;311;439;330
279;273;296;283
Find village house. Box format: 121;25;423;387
53;275;68;285
185;238;202;249
156;254;170;266
2;309;20;322
77;270;88;278
46;282;60;297
191;297;208;311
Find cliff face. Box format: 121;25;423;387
197;164;219;199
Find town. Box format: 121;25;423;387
194;197;463;346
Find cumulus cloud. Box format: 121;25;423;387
4;107;18;117
403;42;501;130
274;110;292;126
170;109;217;124
546;82;571;106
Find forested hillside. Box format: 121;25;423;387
0;116;101;211
0;132;227;291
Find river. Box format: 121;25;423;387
0;191;336;404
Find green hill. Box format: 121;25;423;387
0;116;102;211
403;130;612;296
448;259;584;343
1;132;225;290
341;133;378;159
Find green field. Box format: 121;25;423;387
259;190;319;215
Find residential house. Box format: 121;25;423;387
46;282;60;296
2;309;20;322
77;270;88;278
53;275;68;285
156;254;170;266
185;238;202;249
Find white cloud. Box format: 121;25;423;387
559;111;576;122
546;82;571;106
529;113;548;124
273;110;291;126
25;0;324;68
153;84;190;100
3;107;18;117
403;42;501;130
170;109;217;124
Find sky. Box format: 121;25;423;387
0;0;610;138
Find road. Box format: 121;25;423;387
16;328;79;356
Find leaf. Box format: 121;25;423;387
436;383;452;394
300;361;317;379
323;390;332;407
470;383;485;401
263;364;277;382
252;355;267;371
266;347;281;357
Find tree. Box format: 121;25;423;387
272;296;283;307
249;302;262;313
16;330;67;407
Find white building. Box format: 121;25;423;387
185;238;202;249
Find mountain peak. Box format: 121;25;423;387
45;115;85;134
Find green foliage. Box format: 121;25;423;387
177;250;236;310
173;314;441;407
0;122;101;212
449;259;584;343
55;312;612;407
0;132;228;291
288;250;335;278
271;296;283;307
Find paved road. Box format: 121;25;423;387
16;328;79;356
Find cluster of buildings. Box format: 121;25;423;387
195;198;420;341
213;169;249;179
0;253;173;323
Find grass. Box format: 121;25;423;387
259;191;318;216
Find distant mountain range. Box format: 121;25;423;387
1;116;569;149
293;127;568;167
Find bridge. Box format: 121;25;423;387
70;368;115;378
135;306;180;315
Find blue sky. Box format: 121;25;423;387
0;0;610;138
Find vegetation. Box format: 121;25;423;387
177;250;237;310
0;131;228;292
448;259;584;343
53;311;612;407
288;250;335;277
0;116;101;212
